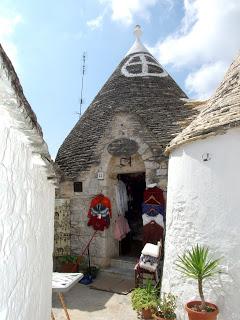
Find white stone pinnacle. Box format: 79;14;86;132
134;25;142;40
126;24;149;56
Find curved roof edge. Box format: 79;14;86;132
165;53;240;155
0;43;56;181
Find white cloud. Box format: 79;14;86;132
87;14;104;30
152;0;240;98
99;0;158;26
0;9;23;68
88;0;173;29
185;61;228;99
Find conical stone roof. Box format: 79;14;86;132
56;27;196;178
166;53;240;154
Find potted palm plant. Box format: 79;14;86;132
176;244;221;320
153;292;177;320
131;280;158;319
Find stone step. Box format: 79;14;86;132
110;257;137;270
100;256;137;280
100;266;135;280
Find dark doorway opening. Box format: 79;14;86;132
118;172;146;257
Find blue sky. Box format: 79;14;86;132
1;0;240;158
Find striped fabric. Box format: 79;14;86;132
142;203;164;216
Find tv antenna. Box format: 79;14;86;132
77;52;86;118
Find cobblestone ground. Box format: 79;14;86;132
52;283;139;320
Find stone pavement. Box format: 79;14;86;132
52;283;139;320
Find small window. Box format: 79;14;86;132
74;182;83;192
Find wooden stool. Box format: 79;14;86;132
134;262;159;287
134;241;162;287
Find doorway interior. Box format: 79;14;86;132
118;172;146;257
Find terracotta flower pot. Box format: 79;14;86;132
141;308;153;319
185;301;219;320
61;262;78;273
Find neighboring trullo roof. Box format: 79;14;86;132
166;53;240;154
56;26;197;179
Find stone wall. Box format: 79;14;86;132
57;112;168;266
0;108;55;320
162;127;240;320
54;199;71;256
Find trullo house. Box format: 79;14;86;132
162;53;240;320
55;26;197;266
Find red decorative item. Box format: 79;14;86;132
87;215;109;231
88;194;112;217
87;194;112;231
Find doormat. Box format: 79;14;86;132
90;275;134;295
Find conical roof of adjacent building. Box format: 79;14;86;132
166;53;240;154
56;26;196;178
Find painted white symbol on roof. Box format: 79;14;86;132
121;53;168;78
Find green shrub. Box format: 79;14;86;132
58;255;78;264
155;292;177;319
131;280;158;311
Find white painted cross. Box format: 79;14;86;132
121;53;168;78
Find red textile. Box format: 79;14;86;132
143;221;164;245
87;216;109;231
143;187;165;206
88;194;112;218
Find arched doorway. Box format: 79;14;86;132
106;152;146;258
118;172;146;257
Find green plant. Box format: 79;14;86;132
131;280;158;312
155;292;177;319
58;255;78;264
176;244;221;311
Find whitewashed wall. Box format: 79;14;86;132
0;98;55;318
162;128;240;320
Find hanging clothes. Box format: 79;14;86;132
88;194;112;218
142;203;164;217
87;216;109;231
143;221;164;245
144;186;165;207
142;213;164;228
115;180;128;215
142;186;165;245
91;204;109;217
114;215;130;241
87;194;112;231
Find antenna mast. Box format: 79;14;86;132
78;52;86;118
